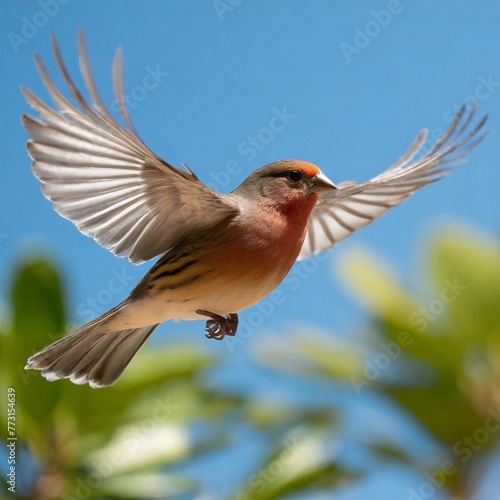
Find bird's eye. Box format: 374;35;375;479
288;170;303;182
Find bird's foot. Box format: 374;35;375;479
196;310;239;340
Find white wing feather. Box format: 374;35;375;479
22;30;239;265
298;105;487;260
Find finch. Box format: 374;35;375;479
22;32;486;388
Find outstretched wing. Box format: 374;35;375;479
22;30;239;264
298;104;487;260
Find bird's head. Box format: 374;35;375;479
233;160;336;209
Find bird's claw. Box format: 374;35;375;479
196;310;239;340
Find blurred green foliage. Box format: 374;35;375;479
1;224;499;499
255;225;500;498
0;260;243;498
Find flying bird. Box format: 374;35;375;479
22;31;487;388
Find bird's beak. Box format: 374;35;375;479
310;171;337;194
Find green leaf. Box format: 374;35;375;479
233;427;357;500
4;260;66;451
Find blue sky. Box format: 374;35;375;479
1;0;499;497
2;0;498;335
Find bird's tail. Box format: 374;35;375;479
25;304;158;388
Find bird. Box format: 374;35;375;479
22;31;487;388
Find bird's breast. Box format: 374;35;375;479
198;204;310;310
130;199;314;322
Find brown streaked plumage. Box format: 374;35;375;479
23;31;487;388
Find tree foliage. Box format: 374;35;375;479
1;224;499;499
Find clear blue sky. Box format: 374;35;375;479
1;1;499;498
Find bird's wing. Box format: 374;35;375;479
22;31;240;265
298;104;487;260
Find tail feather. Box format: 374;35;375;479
64;332;121;375
25;306;158;388
78;328;152;387
27;304;122;368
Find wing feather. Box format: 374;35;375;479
22;31;239;264
298;104;487;260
